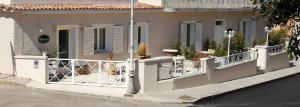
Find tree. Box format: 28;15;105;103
252;0;300;60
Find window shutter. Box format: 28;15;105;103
190;23;196;45
113;26;124;53
239;21;244;34
83;27;95;55
141;23;149;45
106;24;114;51
250;21;257;38
196;23;203;51
180;23;187;47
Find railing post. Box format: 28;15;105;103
71;59;75;84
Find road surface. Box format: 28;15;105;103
194;73;300;107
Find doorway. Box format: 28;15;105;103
214;20;226;42
59;30;69;58
57;25;79;59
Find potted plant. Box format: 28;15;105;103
203;38;210;51
104;53;118;75
137;43;149;59
208;39;216;54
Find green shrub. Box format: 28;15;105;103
214;45;227;57
203;39;210;51
172;40;182;55
268;29;287;46
209;40;217;49
181;44;198;60
252;38;266;47
223;33;247;55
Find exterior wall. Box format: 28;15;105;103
0;0;11;4
14;56;48;83
139;0;162;6
136;57;174;93
267;52;289;72
12;0;135;5
136;57;210;93
255;46;289;72
211;60;257;83
0;0;14;75
13;11;265;60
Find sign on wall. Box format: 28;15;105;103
38;35;50;44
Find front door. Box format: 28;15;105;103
59;30;69;58
214;20;226;42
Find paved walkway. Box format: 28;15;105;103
0;61;299;104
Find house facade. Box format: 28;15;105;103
1;0;266;61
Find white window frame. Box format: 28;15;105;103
182;21;197;47
93;24;113;53
56;25;80;59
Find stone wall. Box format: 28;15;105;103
14;22;41;56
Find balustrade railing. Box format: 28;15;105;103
48;58;127;87
215;51;256;69
171;57;205;78
268;44;286;55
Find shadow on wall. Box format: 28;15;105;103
10;42;17;76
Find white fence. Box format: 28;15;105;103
268;44;286;55
215;51;256;69
172;57;205;78
48;58;127;88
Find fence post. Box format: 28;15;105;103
45;56;49;84
255;45;269;72
71;59;75;84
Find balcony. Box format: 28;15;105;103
162;0;254;10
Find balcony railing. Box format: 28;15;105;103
162;0;254;9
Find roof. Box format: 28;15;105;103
10;3;162;11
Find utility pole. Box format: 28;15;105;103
127;0;136;94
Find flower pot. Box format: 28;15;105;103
208;49;215;54
136;55;147;59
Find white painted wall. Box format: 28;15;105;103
0;16;14;74
14;56;48;83
12;0;137;5
138;0;162;6
0;0;11;4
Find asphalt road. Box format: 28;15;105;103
193;73;300;107
0;83;187;107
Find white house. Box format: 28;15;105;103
0;0;266;72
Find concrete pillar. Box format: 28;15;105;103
201;57;216;83
255;46;269;72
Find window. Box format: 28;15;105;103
216;21;223;25
94;27;107;51
138;26;142;44
186;23;191;47
180;22;203;51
